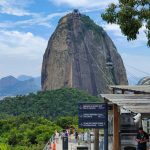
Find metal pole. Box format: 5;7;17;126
83;129;84;141
104;103;108;150
90;132;91;150
113;104;120;150
94;129;99;150
104;128;108;150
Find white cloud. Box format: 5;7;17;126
0;11;68;29
102;24;123;37
0;22;11;28
0;30;47;58
18;12;67;27
50;0;117;9
0;30;47;77
0;0;33;16
102;23;148;47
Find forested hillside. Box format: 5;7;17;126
0;88;100;149
0;116;61;150
0;88;100;119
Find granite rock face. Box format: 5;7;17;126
42;11;128;95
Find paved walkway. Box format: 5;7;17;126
44;133;96;150
55;134;94;150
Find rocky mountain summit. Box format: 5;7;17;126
42;10;128;95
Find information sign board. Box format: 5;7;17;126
78;103;108;128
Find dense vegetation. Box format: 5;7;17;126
81;15;103;33
0;116;61;150
102;0;150;46
55;116;78;129
0;88;100;119
0;88;101;149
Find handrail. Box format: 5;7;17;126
43;130;105;150
43;134;55;150
43;129;64;150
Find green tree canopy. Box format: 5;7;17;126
0;88;101;119
0;116;61;150
101;0;150;46
0;88;102;149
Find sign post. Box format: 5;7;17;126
62;136;68;150
104;104;108;150
78;103;108;150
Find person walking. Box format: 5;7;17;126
47;142;52;150
55;130;59;143
136;127;149;150
75;130;79;143
52;141;56;150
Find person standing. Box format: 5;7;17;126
47;142;52;150
65;130;69;137
136;127;149;150
55;130;59;143
52;141;56;150
75;131;79;143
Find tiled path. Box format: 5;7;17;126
55;135;93;150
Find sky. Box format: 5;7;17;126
0;0;150;84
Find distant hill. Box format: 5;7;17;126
0;88;101;118
17;75;33;81
0;75;41;96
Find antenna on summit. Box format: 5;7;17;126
73;9;79;14
73;9;81;17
